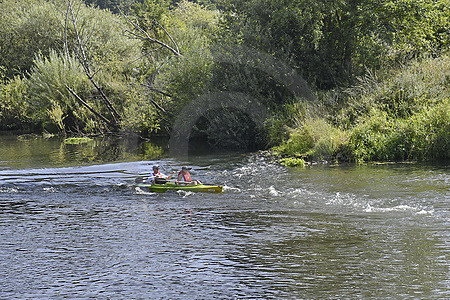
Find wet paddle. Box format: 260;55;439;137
135;176;147;184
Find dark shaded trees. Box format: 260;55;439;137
218;0;449;89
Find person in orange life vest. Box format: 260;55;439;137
177;167;201;185
148;165;175;184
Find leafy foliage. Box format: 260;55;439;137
82;0;138;13
0;0;144;133
279;157;305;168
0;76;32;130
278;55;449;162
335;54;450;126
0;0;447;162
218;0;449;89
274;118;348;161
26;51;90;123
0;0;64;79
348;102;449;162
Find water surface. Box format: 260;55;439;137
0;136;448;299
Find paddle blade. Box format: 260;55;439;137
135;176;146;184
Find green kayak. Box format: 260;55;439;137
137;182;223;193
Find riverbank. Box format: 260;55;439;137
272;55;449;164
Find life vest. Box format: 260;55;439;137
153;171;162;177
178;171;192;182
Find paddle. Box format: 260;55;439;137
135;176;147;184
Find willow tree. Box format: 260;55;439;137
1;0;144;134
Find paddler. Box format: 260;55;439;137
177;167;201;185
148;165;175;184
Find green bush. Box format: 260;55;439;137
0;76;33;130
0;0;64;78
348;110;395;162
337;55;450;125
274;118;348;161
348;101;449;162
273;128;314;157
279;157;305;168
397;101;449;161
1;0;143;134
26;51;91;129
121;86;162;135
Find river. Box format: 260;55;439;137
0;135;448;299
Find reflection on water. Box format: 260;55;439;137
0;135;165;168
0;136;449;299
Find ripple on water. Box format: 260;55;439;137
0;155;448;299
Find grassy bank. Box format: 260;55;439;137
274;55;450;164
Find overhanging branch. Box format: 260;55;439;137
120;11;181;57
66;85;117;129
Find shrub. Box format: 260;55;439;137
279;157;305;168
348;101;449;162
0;76;33;130
336;55;450;127
273;118;348;161
26;51;91;130
348;110;394;162
397;101;449;161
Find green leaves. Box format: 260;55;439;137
26;51;89;121
219;0;449;88
0;0;64;78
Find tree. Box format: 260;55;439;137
81;0;139;13
0;0;64;79
218;0;449;89
0;0;145;134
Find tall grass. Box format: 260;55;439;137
275;55;449;163
346;55;449;162
340;54;449;123
0;76;32;130
273;118;348;161
349;101;449;162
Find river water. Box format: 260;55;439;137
0;135;448;299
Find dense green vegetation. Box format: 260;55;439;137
0;0;448;162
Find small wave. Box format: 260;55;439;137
177;190;195;198
288;188;323;197
364;204;433;215
326;192;362;208
223;185;241;193
250;185;282;198
268;186;281;197
417;209;434;215
135;187;155;195
0;187;19;193
43;187;57;193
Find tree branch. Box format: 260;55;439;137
120;11;181;57
141;84;173;99
152;18;180;56
66;85;117;129
66;0;122;124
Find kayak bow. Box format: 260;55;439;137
137;182;223;193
